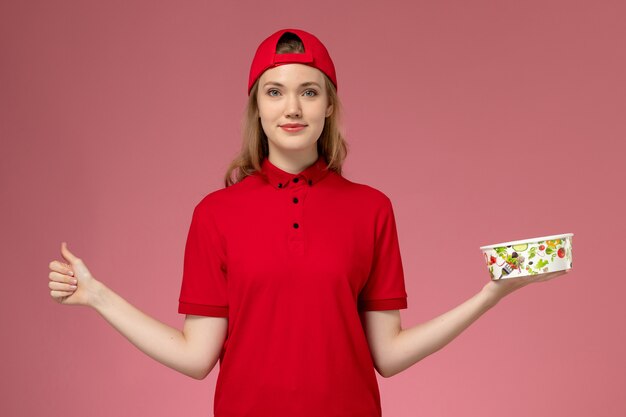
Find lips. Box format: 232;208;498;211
280;123;307;132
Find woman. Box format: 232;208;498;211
48;28;568;417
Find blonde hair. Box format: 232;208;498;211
223;33;348;187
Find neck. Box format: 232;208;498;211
268;150;319;174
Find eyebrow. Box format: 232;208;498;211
262;81;322;88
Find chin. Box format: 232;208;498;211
269;139;318;153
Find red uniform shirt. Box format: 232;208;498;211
178;155;408;417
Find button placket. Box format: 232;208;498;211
287;175;308;255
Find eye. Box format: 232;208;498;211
303;89;318;97
267;89;280;97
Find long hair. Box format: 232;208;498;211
223;32;349;187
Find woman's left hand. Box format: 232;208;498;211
481;270;571;306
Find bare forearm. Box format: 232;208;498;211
386;286;498;377
90;280;202;379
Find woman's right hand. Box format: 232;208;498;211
48;242;99;307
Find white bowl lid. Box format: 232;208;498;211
480;233;574;250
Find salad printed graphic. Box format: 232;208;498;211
483;236;573;280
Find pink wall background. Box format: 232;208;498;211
2;0;624;416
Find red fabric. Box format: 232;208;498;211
178;155;408;417
248;28;338;95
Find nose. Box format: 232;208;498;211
284;94;302;119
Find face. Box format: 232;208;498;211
256;63;333;160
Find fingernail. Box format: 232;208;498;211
68;271;74;276
70;285;77;290
71;279;78;284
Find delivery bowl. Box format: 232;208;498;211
480;233;573;280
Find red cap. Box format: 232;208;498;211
248;28;337;95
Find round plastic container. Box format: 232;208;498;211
480;233;574;280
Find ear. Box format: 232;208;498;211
325;103;334;118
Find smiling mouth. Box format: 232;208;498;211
280;125;306;132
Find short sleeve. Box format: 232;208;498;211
178;202;229;317
358;196;408;311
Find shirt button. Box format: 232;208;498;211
293;223;299;229
293;177;299;183
293;197;299;204
278;183;283;188
308;180;313;186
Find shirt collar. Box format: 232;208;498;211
260;155;330;189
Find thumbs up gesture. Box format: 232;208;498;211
48;242;99;307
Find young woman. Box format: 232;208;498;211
48;28;568;417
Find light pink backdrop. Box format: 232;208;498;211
1;0;624;416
